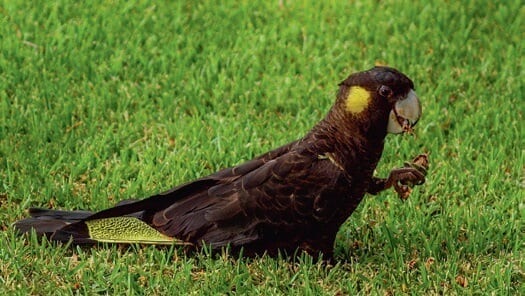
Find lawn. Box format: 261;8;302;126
0;0;523;294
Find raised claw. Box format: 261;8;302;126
387;154;429;200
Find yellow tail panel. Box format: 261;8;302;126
85;217;191;245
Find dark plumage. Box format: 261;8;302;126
14;66;427;258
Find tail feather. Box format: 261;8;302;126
14;217;69;237
28;208;93;220
13;179;223;246
14;206;189;245
14;208;94;240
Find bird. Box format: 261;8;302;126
14;66;427;259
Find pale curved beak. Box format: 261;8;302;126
387;89;421;134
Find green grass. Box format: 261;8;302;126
0;0;523;294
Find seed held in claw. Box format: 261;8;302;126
395;153;429;200
412;153;429;170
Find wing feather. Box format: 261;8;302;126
42;139;345;248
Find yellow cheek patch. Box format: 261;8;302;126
345;86;371;114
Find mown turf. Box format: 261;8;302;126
0;0;523;294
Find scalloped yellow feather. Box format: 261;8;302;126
85;217;191;245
